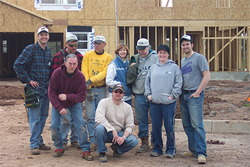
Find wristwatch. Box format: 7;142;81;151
123;136;127;140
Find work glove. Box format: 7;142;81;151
86;79;93;88
87;89;94;101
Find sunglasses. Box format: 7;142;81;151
114;90;124;94
68;43;78;47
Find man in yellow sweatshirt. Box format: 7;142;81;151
81;35;113;151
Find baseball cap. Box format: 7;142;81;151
66;34;78;42
136;38;150;50
180;35;193;43
93;35;106;43
112;84;125;93
157;44;170;54
37;26;49;35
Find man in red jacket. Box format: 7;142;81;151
48;54;93;161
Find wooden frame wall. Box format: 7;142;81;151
118;25;249;72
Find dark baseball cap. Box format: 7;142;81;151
112;84;125;93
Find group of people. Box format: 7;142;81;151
13;26;210;164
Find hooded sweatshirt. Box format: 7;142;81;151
144;59;182;105
132;50;158;94
48;64;87;112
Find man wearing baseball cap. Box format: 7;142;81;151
13;26;52;155
50;33;84;150
81;35;113;152
95;84;138;162
179;34;210;164
126;38;158;153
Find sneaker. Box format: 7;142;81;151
39;144;51;150
82;151;93;161
63;143;68;151
150;152;162;157
54;149;64;157
90;143;97;152
165;154;174;159
99;153;108;162
197;155;206;164
31;148;40;155
111;144;121;158
71;141;80;149
181;151;195;158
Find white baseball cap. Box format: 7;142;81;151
93;35;106;43
136;38;150;50
37;26;49;35
66;34;78;42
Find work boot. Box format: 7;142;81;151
54;149;64;157
39;144;51;150
31;148;40;155
181;151;195;158
71;141;80;149
137;137;149;153
82;151;94;161
99;152;108;162
90;143;97;152
111;144;121;158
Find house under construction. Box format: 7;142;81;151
0;0;249;77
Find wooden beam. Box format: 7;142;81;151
139;26;141;39
118;20;250;27
170;27;173;60
229;27;232;71
155;26;157;50
237;27;241;71
248;27;250;74
222;26;224;71
202;36;249;39
129;27;134;56
208;28;245;63
215;27;218;71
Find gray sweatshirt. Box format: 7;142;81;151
132;50;158;94
144;59;183;105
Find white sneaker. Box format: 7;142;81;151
197;155;206;164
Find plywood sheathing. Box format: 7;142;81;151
0;2;51;32
0;0;53;30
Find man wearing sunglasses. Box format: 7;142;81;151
95;84;138;162
50;33;84;150
81;35;113;152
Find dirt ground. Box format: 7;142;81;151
0;79;250;166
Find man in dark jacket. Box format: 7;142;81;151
50;33;83;150
48;54;93;161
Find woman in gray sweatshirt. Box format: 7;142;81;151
144;44;182;158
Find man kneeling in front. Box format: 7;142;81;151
95;84;138;162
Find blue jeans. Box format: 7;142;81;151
60;102;83;144
134;94;152;139
50;103;90;151
180;91;207;157
150;102;176;155
95;124;138;154
28;94;49;149
85;86;107;144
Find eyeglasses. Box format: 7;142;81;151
68;43;78;47
114;90;124;94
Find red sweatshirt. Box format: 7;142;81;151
48;64;87;112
